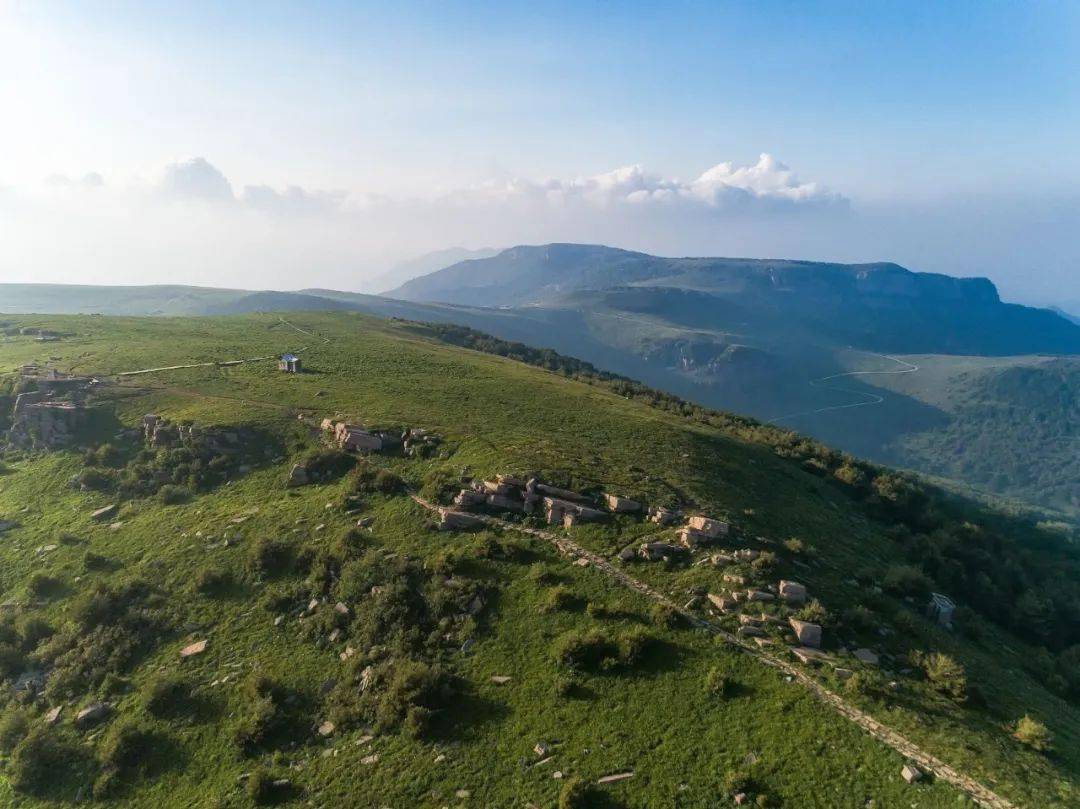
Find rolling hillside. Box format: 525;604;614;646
0;312;1077;807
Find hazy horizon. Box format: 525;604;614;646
2;2;1078;309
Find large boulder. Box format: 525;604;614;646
788;618;822;648
779;580;807;606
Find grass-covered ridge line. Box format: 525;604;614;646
0;311;1074;808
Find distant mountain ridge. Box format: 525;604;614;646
389;243;1080;356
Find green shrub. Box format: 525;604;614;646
77;467;114;491
9;727;79;795
651;602;682;629
883;564;933;599
916;651;967;701
552;629;653;672
705;667;730;697
842;605;877;632
194;566;236;596
158;484;192;505
246;768;281;805
233;692;280;755
26;573;63;600
540;585;578;614
247;538;295;578
83;551;110;571
303;448;354;481
558;777;597;809
373;468;404;495
0;708;30;752
98;719;157;779
796;599;832;627
141;673;192;718
16;615;55;651
1013;715;1053;752
0;642;26;679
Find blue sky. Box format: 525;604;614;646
1;1;1078;303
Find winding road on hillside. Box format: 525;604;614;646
767;352;919;425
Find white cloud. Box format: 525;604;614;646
0;153;851;290
159;157;234;202
241;184;347;216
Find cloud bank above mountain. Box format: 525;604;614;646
1;153;1076;308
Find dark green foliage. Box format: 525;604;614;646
84;443;125;468
9;727;81;796
246;768;285;805
551;628;654;672
83;550;110;571
41;581;170;700
0;708;30;752
95;720;161;796
915;651;967;702
77;467;115;491
796;599;833;627
194;566;237;596
540;585;578;614
0;642;26;679
15;615;55;650
301;448;354;481
158;483;192;505
141;673;192;718
705;667;731;697
651;602;683;629
26;573;63;599
558;777;598;809
233;675;285;755
373;468;404;494
1012;715;1053;752
247;537;295;578
883;564;933;599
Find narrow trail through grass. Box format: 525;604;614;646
411;495;1017;809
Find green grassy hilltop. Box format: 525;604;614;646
0;312;1077;808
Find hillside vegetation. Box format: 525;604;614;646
0;312;1076;808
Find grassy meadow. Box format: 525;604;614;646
0;312;1075;808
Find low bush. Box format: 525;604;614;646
9;727;80;796
558;777;598;809
158;484;192;505
0;642;26;679
232;683;282;755
302;448;354;481
83;551;110;571
883;564;933;599
796;599;832;627
914;651;967;701
141;673;192;718
247;538;295;578
651;602;682;629
540;585;578;614
0;708;30;752
194;566;237;596
705;667;731;697
16;615;55;651
552;629;654;672
373;468;404;495
1012;715;1053;752
26;573;63;600
77;467;115;491
247;768;279;804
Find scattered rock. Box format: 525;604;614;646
597;771;634;784
44;705;63;725
75;702;111;728
489;675;512;685
534;742;550;757
91;504;119;522
180;639;208;658
853;648;879;666
901;763;923;784
318;720;335;737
